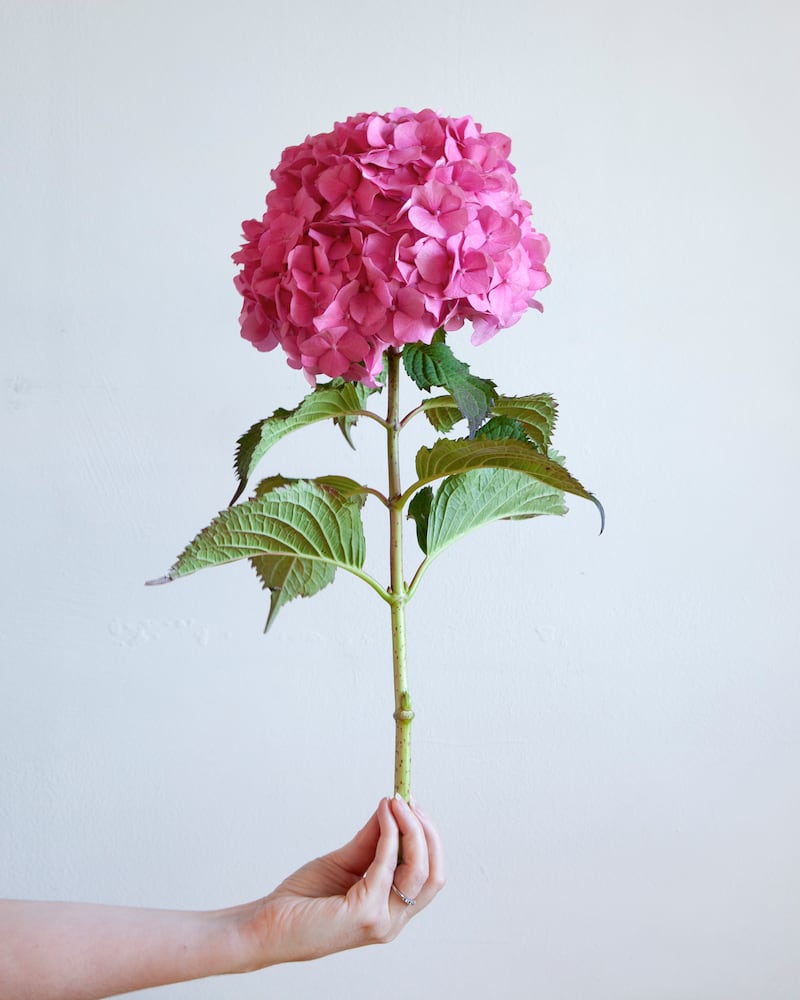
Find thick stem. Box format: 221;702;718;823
386;349;414;801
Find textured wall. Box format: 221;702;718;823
2;2;799;997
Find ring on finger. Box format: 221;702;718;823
391;883;417;906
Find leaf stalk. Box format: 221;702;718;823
405;556;432;602
399;403;426;429
352;409;392;431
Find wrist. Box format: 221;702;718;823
217;897;278;975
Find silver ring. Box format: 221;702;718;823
392;882;417;906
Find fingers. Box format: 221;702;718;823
351;797;446;915
263;799;444;961
388;795;430;908
360;798;400;898
410;798;446;906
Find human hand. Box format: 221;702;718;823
231;795;445;969
0;798;443;999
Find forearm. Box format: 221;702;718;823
0;798;444;998
0;899;252;1000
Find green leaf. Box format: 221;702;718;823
314;475;372;502
251;554;336;633
333;375;382;447
413;437;604;530
231;381;374;504
251;475;297;497
505;449;568;520
333;413;359;449
420;395;462;434
492;394;558;451
148;480;367;591
403;340;496;436
475;416;529;442
253;474;370;504
425;467;568;559
248;475;370;629
423;393;558;451
407;487;434;554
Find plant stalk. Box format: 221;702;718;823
386;349;413;800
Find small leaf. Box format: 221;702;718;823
421;395;462;434
334;413;359;449
253;474;370;505
407;487;434;554
251;554;336;633
333;375;381;446
231;381;374;504
423;392;558;451
492;394;558;451
450;376;497;438
414;437;604;530
314;475;371;503
252;475;297;497
425;467;568;559
476;416;529;442
403;340;496;436
150;480;366;586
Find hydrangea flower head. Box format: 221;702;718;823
233;108;551;384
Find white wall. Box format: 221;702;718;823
2;2;798;997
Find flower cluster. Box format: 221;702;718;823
233;108;550;384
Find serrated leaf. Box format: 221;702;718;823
492;394;558;451
422;392;557;451
252;475;297;497
505;448;567;520
413;437;604;530
476;416;529;442
402;341;449;392
425;467;568;559
333;413;359;449
450;375;497;437
314;475;372;502
151;480;366;587
420;395;462;434
335;374;383;446
247;475;370;626
231;381;374;504
403;340;496;436
251;554;336;633
407;486;434;554
253;474;369;505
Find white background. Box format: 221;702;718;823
2;2;798;998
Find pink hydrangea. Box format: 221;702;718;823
233;108;550;385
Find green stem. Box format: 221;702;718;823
358;485;391;508
399;403;426;429
406;556;431;602
343;565;393;604
386;349;413;801
352;409;392;431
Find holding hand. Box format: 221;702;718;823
0;797;445;1000
235;794;445;968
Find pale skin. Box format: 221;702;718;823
0;796;444;1000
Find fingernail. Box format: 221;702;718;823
409;794;425;816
